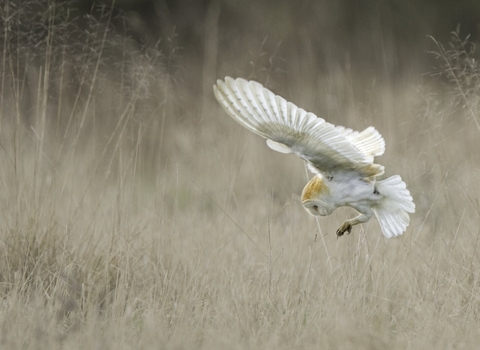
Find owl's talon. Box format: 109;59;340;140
336;222;352;237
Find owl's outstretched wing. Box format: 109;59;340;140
213;77;385;177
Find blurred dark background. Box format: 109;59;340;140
69;0;480;82
4;0;480;105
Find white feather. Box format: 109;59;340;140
266;139;292;154
372;175;415;238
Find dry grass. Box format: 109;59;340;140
0;3;480;349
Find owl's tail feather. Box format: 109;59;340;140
372;175;415;238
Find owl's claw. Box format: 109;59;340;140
336;222;352;238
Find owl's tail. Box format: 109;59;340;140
372;175;415;238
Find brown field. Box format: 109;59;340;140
1;2;480;349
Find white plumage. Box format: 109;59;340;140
213;77;415;238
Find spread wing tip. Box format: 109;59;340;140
339;125;385;159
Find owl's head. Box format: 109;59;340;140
301;174;335;216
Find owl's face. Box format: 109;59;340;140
302;199;333;216
301;174;335;216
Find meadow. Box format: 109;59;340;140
0;2;480;349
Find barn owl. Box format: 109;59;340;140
213;77;415;238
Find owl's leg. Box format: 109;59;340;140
336;212;372;237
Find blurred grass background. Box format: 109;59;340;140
0;0;480;349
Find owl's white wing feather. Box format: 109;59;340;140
214;77;385;177
335;126;385;160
